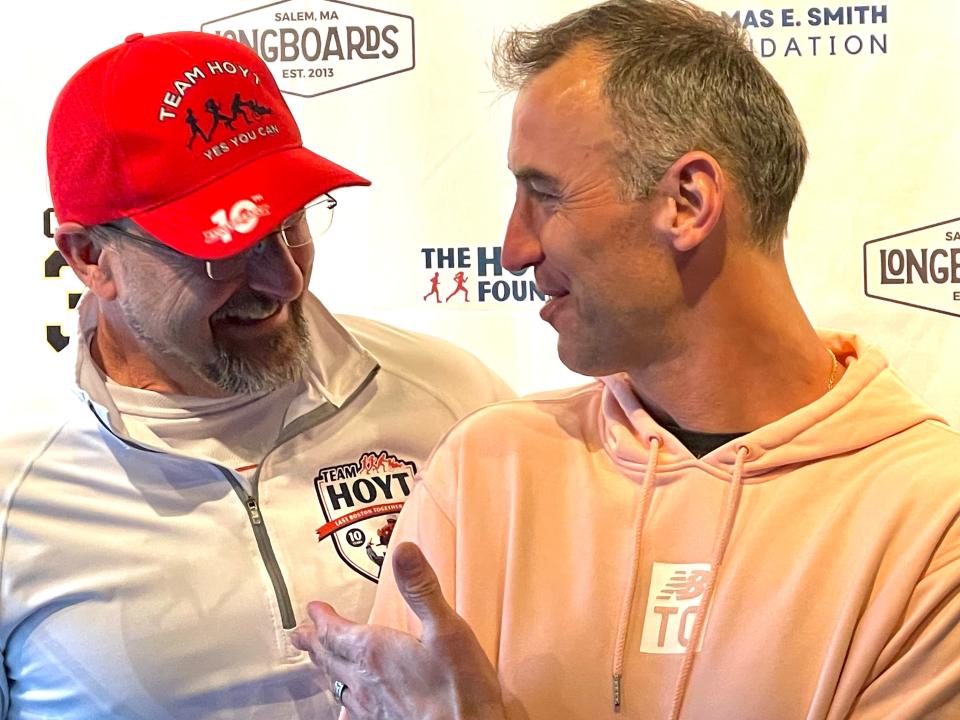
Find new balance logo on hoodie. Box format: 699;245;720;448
640;562;712;654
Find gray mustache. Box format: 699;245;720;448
212;292;280;321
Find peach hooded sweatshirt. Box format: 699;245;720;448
369;333;960;719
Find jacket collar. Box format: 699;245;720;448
74;291;379;440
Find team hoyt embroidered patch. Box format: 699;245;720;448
314;451;417;582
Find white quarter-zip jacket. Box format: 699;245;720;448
0;292;513;720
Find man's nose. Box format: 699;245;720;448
501;204;544;273
244;237;307;302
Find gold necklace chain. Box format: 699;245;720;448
826;348;841;391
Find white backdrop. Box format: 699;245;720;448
3;0;958;432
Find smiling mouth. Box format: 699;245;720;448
539;291;570;324
212;295;283;326
217;305;281;325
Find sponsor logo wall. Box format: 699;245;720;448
4;0;959;432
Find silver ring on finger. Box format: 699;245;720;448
333;680;349;705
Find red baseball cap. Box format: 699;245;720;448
47;31;370;259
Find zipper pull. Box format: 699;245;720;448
613;673;622;712
246;497;263;525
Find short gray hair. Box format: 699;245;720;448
88;224;122;252
492;0;808;250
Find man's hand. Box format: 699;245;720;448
291;541;506;720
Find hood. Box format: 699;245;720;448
599;331;943;481
599;330;945;718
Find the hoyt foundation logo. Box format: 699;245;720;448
201;0;415;97
314;450;416;581
421;246;544;304
722;4;888;58
863;217;960;318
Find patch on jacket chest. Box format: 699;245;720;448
313;451;417;582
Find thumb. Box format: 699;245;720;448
392;541;453;630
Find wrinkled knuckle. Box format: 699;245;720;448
404;576;438;600
355;640;377;674
315;620;333;650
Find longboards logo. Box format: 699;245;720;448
314;451;416;581
201;0;415;97
863;217;960;318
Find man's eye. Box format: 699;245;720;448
281;211;306;232
529;186;559;202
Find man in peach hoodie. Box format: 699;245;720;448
292;1;960;718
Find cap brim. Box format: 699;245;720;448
131;146;370;260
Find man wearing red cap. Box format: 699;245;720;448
0;31;511;719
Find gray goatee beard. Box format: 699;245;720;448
205;294;311;395
121;292;311;396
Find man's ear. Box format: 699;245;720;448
654;151;725;253
54;222;118;300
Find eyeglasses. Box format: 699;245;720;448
97;194;337;280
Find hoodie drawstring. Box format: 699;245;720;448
612;436;661;712
668;445;749;720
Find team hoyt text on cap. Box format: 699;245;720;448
47;31;370;259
